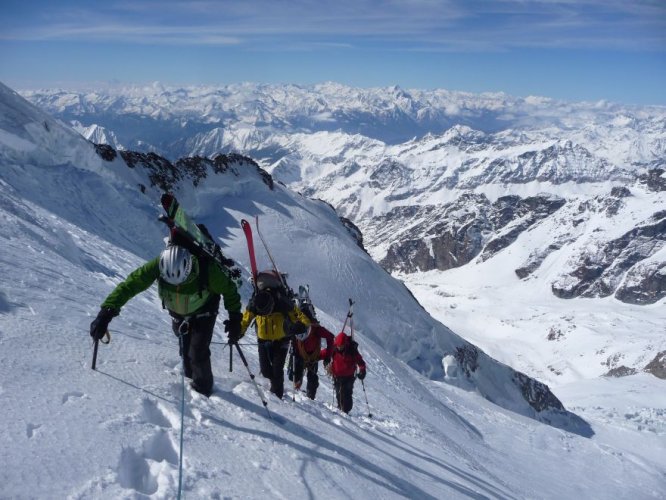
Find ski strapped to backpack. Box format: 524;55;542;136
341;298;355;340
240;216;296;310
240;219;258;289
159;193;242;288
298;285;310;303
254;215;291;293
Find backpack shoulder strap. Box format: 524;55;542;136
197;255;209;297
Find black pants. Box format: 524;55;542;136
293;355;320;400
334;376;356;413
172;314;216;396
258;338;290;399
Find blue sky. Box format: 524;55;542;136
1;0;664;105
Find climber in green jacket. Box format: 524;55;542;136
90;245;242;396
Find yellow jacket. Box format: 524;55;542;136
241;306;311;341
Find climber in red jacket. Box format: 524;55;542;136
328;331;366;413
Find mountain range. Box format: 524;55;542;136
2;80;664;497
21;82;666;374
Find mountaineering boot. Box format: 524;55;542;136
190;381;213;397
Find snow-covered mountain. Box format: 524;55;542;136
71;120;124;151
21;82;666;160
23;83;665;372
4;80;665;498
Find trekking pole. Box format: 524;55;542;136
234;343;272;420
229;344;233;372
360;378;372;418
287;339;296;401
332;378;337;409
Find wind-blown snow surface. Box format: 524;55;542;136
1;82;665;498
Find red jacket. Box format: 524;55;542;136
330;332;366;378
295;324;335;362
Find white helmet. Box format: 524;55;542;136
159;245;193;285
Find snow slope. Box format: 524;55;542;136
1;81;664;498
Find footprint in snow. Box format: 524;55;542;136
117;446;160;496
140;398;174;428
141;428;179;465
62;391;85;404
26;423;42;438
116;426;180;495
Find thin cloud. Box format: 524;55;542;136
1;0;664;51
0;23;241;45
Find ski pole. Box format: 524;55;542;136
360;378;372;418
91;331;110;370
291;341;296;402
229;343;233;372
91;338;99;370
234;343;272;420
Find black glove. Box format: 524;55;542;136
289;321;307;337
224;311;243;344
323;357;331;369
357;370;366;381
90;307;118;340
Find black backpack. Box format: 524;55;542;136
251;270;294;315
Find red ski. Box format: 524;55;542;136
241;219;258;286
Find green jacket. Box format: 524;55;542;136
101;256;241;316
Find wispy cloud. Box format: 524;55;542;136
0;23;241;45
1;0;664;51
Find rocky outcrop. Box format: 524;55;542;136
376;193;565;273
454;345;480;378
454;345;566;413
552;211;666;303
576;187;632;217
516;243;563;279
512;372;565;412
614;260;666;304
378;194;492;273
480;195;565;261
644;351;666;379
94;143;117;161
112;149;273;192
604;366;638;377
638;168;666;192
459;141;629;188
340;216;367;252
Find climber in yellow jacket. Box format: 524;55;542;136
238;270;310;399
